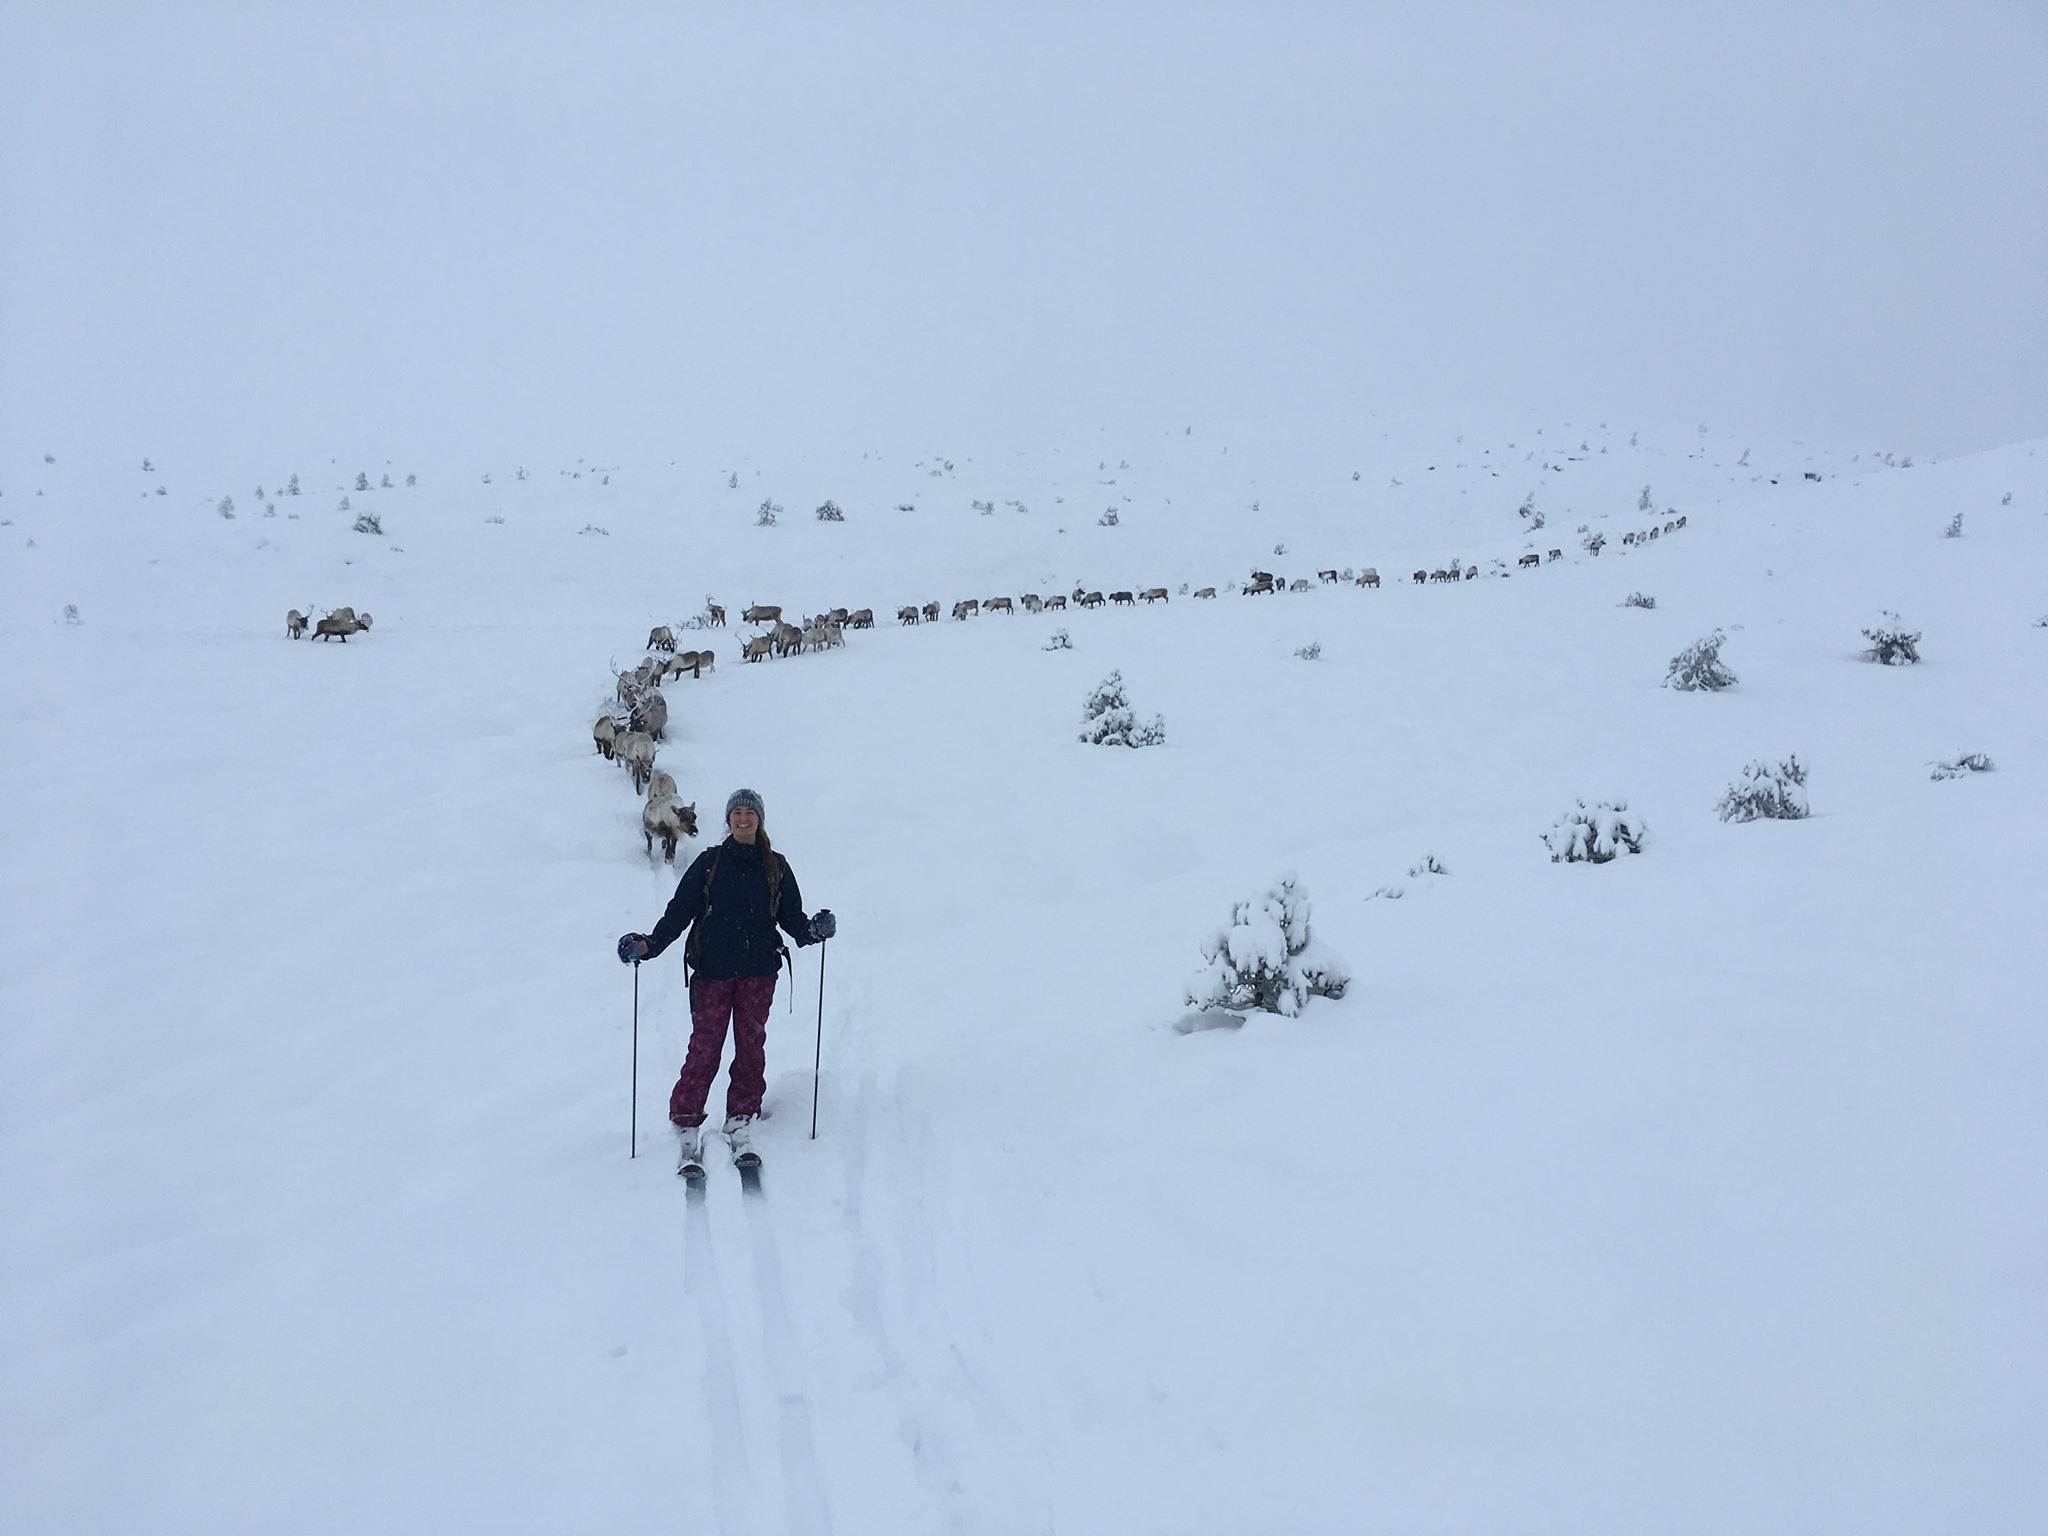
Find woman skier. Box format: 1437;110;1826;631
617;788;834;1171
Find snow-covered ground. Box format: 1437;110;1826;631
3;424;2044;1533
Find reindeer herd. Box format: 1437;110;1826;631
285;605;373;641
585;516;1692;860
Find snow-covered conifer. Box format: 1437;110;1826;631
1542;799;1646;863
1666;630;1736;690
1624;591;1656;609
1944;512;1964;538
352;511;383;535
1929;752;1993;781
755;499;781;527
1079;670;1163;747
1043;628;1072;651
815;499;845;522
1861;611;1921;665
1184;873;1350;1017
1716;756;1809;822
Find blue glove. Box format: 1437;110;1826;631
617;933;650;964
807;909;836;942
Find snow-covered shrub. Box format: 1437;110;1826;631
62;603;82;625
578;523;609;536
972;499;994;514
1409;853;1447;877
286;473;300;495
1542;799;1647;863
1079;670;1163;747
814;499;845;522
351;512;383;535
1043;627;1072;651
1185;873;1350;1018
484;514;504;525
339;495;351;512
405;473;415;487
1666;630;1736;690
1639;485;1653;511
354;471;370;492
1861;611;1921;665
217;496;235;519
1294;641;1321;660
1929;752;1993;781
755;499;781;527
1098;508;1119;526
1624;591;1656;609
380;473;392;488
1943;512;1964;538
1716;756;1809;822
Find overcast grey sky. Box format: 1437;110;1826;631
5;2;2045;466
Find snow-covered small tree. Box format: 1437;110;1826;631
380;473;392;489
1294;641;1321;660
1717;756;1809;822
1861;610;1921;665
1542;799;1647;863
1666;630;1737;690
405;473;416;488
1043;627;1072;650
1943;512;1964;538
354;471;370;492
755;498;781;527
1638;485;1653;511
217;495;235;519
1098;508;1119;526
1079;670;1163;747
1929;752;1993;781
815;499;845;522
352;511;383;535
286;473;300;495
1624;591;1655;609
1185;873;1350;1018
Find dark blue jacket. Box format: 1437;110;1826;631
646;837;811;979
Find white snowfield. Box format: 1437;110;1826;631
2;426;2044;1534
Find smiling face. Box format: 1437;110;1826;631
727;804;759;843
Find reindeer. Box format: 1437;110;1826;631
1412;569;1427;585
647;625;676;653
705;599;726;627
772;621;804;658
742;603;781;625
1675;515;1687;529
616;731;656;793
1429;569;1449;584
1622;532;1637;546
1357;569;1380;588
1244;572;1275;595
1519;553;1541;569
1647;527;1660;541
921;601;941;622
286;609;309;639
953;599;980;620
692;648;714;675
631;689;668;742
593;712;620;759
1043;594;1067;611
1317;570;1338;584
1194;587;1216;598
642;791;698;864
898;605;921;625
1288;579;1311;593
848;609;874;629
1139;588;1168;603
1021;594;1043;613
1464;567;1478;581
827;608;850;626
1547;549;1562;562
986;597;1014;615
1079;591;1106;609
314;614;357;641
743;632;774;662
1662;522;1675;535
1110;590;1135;606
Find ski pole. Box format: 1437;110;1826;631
630;960;640;1159
810;937;827;1140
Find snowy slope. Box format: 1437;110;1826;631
3;427;2045;1534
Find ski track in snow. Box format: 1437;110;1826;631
738;1172;836;1536
686;1182;764;1536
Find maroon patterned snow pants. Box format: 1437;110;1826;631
669;973;778;1127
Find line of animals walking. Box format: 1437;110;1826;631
589;516;1691;858
285;606;373;640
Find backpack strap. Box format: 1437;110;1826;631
683;847;721;985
